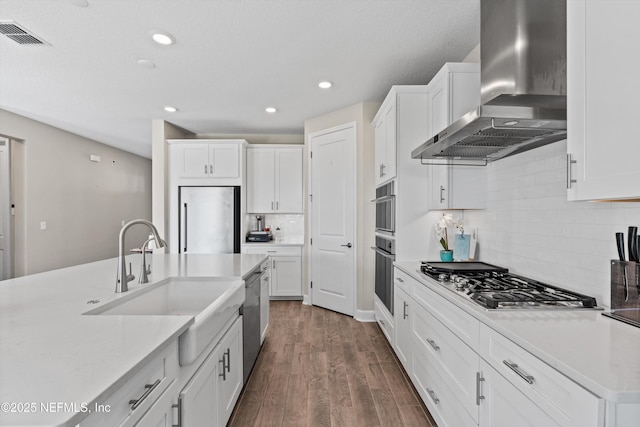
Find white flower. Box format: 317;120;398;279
434;213;463;251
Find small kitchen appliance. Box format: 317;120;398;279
246;230;272;242
420;261;598;310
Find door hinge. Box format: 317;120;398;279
310;238;312;245
310;194;313;202
310;151;313;158
310;281;313;288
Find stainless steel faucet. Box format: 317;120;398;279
116;219;166;293
138;237;154;284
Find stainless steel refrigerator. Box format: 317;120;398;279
179;186;241;254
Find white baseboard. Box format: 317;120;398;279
354;309;375;322
302;295;311;305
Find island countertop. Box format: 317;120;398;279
0;253;267;426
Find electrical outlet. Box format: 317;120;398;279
40;221;47;230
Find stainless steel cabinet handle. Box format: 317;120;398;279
396;277;404;283
172;401;182;427
219;356;226;380
566;154;577;189
476;372;485;405
403;302;408;319
426;338;440;351
271;201;274;211
427;388;440;405
225;348;231;373
381;163;386;177
379;319;385;326
129;379;161;410
440;185;446;203
341;243;352;248
503;360;535;384
209;164;213;174
276;201;279;211
204;164;207;174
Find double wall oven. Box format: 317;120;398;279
372;182;395;314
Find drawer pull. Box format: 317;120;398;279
396;277;404;283
225;348;231;373
129;379;161;410
379;319;385;326
427;388;440;405
219;355;227;380
426;338;440;351
403;302;408;319
503;360;535;385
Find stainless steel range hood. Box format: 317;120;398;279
412;0;567;162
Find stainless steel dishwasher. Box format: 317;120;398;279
242;266;261;384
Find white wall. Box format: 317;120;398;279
0;109;152;276
303;102;379;312
462;140;640;308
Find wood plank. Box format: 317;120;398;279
228;388;261;427
307;387;331;427
281;373;309;427
380;361;420;406
371;388;406;427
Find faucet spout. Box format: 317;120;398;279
116;219;166;293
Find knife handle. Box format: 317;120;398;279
629;227;638;262
616;232;626;261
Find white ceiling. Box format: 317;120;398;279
0;0;480;158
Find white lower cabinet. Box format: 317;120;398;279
133;382;176;427
259;259;270;344
80;342;179;427
393;267;603;427
393;285;412;372
179;316;243;427
242;245;302;298
374;294;395;344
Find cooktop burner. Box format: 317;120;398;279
420;262;598;310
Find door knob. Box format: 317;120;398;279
341;243;352;248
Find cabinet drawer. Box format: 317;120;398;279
242;245;302;257
81;341;178;427
412;346;477;427
374;295;395;345
412;280;480;350
479;324;602;426
394;267;414;294
412;303;479;422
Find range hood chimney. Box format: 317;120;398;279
412;0;567;162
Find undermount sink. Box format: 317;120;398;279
85;277;245;366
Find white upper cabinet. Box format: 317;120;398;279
567;0;640;201
170;141;241;179
246;145;303;213
373;101;398;186
425;63;486;210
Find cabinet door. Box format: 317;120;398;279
209;144;240;178
383;102;397;183
246;148;276;213
479;361;560;427
216;317;243;427
567;0;640;201
179;346;221;427
275;148;303;213
393;285;412;373
133;383;175;427
429;163;450;210
271;256;302;297
374;115;387;186
177;144;210;178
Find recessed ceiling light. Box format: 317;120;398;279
69;0;89;7
137;59;155;69
318;81;333;89
151;30;175;45
265;107;277;113
164;106;178;113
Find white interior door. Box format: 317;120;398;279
0;137;12;280
309;123;356;316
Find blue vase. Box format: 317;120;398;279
440;250;453;262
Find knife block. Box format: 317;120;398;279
606;260;640;327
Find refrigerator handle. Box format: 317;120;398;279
183;202;188;253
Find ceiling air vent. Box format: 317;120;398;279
0;21;48;45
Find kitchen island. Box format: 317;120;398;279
0;253;267;427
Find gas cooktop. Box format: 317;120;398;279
420;261;598;310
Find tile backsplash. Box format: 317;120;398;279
245;213;304;244
462;140;640;308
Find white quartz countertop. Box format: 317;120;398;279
395;261;640;404
0;253;267;427
242;241;303;246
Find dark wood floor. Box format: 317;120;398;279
228;301;436;427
